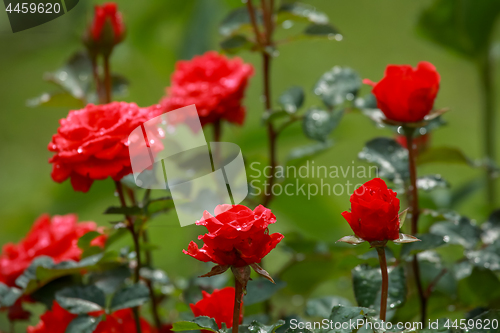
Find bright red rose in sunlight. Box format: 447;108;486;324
0;214;106;287
28;301;155;333
90;2;125;44
395;133;430;155
190;287;243;330
48;102;163;192
183;205;283;267
159;51;254;127
363;62;440;123
341;178;401;242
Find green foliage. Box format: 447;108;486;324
173;316;221;332
305;296;352;318
314;67;361;108
244;279;286;306
279;86;305;114
66;315;102;333
55;285;105;314
277;2;329;25
110;283;150;312
430;216;481;250
302;108;343;142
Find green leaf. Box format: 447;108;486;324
26;91;85;108
219;6;262;37
244;279;286;306
466;241;500;271
469;309;500;332
139;267;169;284
0;283;22;307
358;137;409;183
172;316;220;332
337;235;366;245
453;260;473;280
329;305;377;333
66;315;102;333
104;206;143;216
286;141;332;167
44;52;93;100
419;251;457;298
302;108;343;142
262;110;290;124
110;283;150;312
220;35;254;54
314;66;361;108
400;233;447;258
55;286;105;315
392;233;421;244
304;24;341;39
277;2;329;24
352;265;406;315
417;175;449;191
417;147;472;166
240;320;285;333
430;216;481;250
305;296;352;318
78;231;105;259
279;86;305;114
417;0;500;59
481;209;500;244
88;265;131;295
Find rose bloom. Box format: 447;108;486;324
395;133;430;155
190;287;243;330
183;205;283;267
90;2;125;44
159;51;254;127
363;62;440;123
48;102;163;192
0;214;106;287
28;301;155;333
341;178;401;242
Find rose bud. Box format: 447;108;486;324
341;178;401;242
84;2;125;54
363;62;440;123
190;287;243;331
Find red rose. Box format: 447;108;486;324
363;62;440;123
159;51;254;127
28;301;155;333
0;214;106;287
183;205;283;267
90;2;125;44
395;133;430;155
341;178;401;242
190;287;243;330
48;102;163;192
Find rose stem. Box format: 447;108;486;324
232;277;244;333
90;55;104;104
246;0;277;207
375;247;388;321
126;187;163;332
404;127;427;324
478;53;496;207
114;180;143;333
103;54;112;103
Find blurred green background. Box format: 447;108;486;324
1;0;499;328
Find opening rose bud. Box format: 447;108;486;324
364;62;440;123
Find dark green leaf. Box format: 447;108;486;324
26;91;85;108
240;320;285;333
481;209;500;244
418;251;457;298
140;267;169;284
244;279;286;305
277;2;329;24
417;0;500;59
430;216;481;250
469;309;500;333
55;286;105;314
110;283;150;312
0;283;22;307
66;315;102;333
262;110;290;124
358;137;409;183
453;260;473;280
352;265;406;315
172;316;219;332
104;206;143;216
314;66;361;108
400;233;448;258
88;265;131;294
304;24;341;38
219;6;262;36
329;305;377;333
305;296;351;318
302;108;343;142
286;141;332;167
279;86;305;113
220;35;254;54
417;175;449;191
466;242;500;271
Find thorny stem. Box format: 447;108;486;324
404;127;427;324
232;277;244;333
376;247;388;322
114;180;143;333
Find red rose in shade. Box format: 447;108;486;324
28;301;155;333
363;62;440;123
395;133;430;155
90;2;125;44
190;287;243;330
183;205;283;267
48;102;163;192
341;178;401;242
0;214;106;287
159;51;254;127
